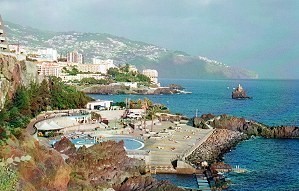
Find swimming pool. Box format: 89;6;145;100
50;137;144;150
72;138;96;145
108;137;144;150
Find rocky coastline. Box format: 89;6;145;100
80;84;187;95
187;114;299;190
189;113;299;165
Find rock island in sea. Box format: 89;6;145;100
231;84;251;99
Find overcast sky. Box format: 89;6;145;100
1;0;299;79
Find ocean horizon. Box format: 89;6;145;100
90;78;299;127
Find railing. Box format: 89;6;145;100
126;149;150;156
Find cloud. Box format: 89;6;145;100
1;0;299;78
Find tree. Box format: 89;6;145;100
39;79;51;111
107;67;119;78
13;86;30;116
148;105;160;132
142;98;152;129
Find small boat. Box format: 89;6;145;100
232;84;252;99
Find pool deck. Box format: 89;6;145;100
31;109;215;174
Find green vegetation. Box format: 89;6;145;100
0;77;92;131
0;155;32;190
77;78;111;85
129;98;168;115
0;165;18;191
62;66;80;76
128;98;169;131
107;64;151;85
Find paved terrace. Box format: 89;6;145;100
142;121;214;171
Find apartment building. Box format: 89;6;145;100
142;69;159;84
37;62;61;78
67;51;83;64
0;15;9;51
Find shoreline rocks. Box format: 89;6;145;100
186;129;247;165
189;114;299;167
80;84;185;95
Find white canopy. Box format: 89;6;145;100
36;121;64;131
48;121;63;130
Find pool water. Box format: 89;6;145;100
50;137;144;150
71;138;95;145
108;137;144;150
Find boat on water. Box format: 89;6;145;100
232;84;252;99
176;90;192;94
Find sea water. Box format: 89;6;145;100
89;79;299;190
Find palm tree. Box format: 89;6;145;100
141;98;152;129
148;105;160;132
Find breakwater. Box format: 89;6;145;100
186;129;247;165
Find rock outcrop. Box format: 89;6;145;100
113;176;184;191
66;140;145;190
53;138;179;190
210;114;299;138
0;131;71;191
194;114;299;138
0;53;38;109
231;84;250;99
189;114;299;166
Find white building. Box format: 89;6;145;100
92;58;114;65
61;73;105;82
67;51;83;64
77;64;101;73
92;58;117;74
142;69;159;84
37;62;62;77
37;48;58;62
86;100;113;110
110;82;138;89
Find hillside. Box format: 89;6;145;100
4;21;258;79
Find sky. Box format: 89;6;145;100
1;0;299;79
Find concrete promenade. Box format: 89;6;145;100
142;121;214;172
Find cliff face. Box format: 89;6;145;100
0;53;38;109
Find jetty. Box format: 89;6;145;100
177;174;210;191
